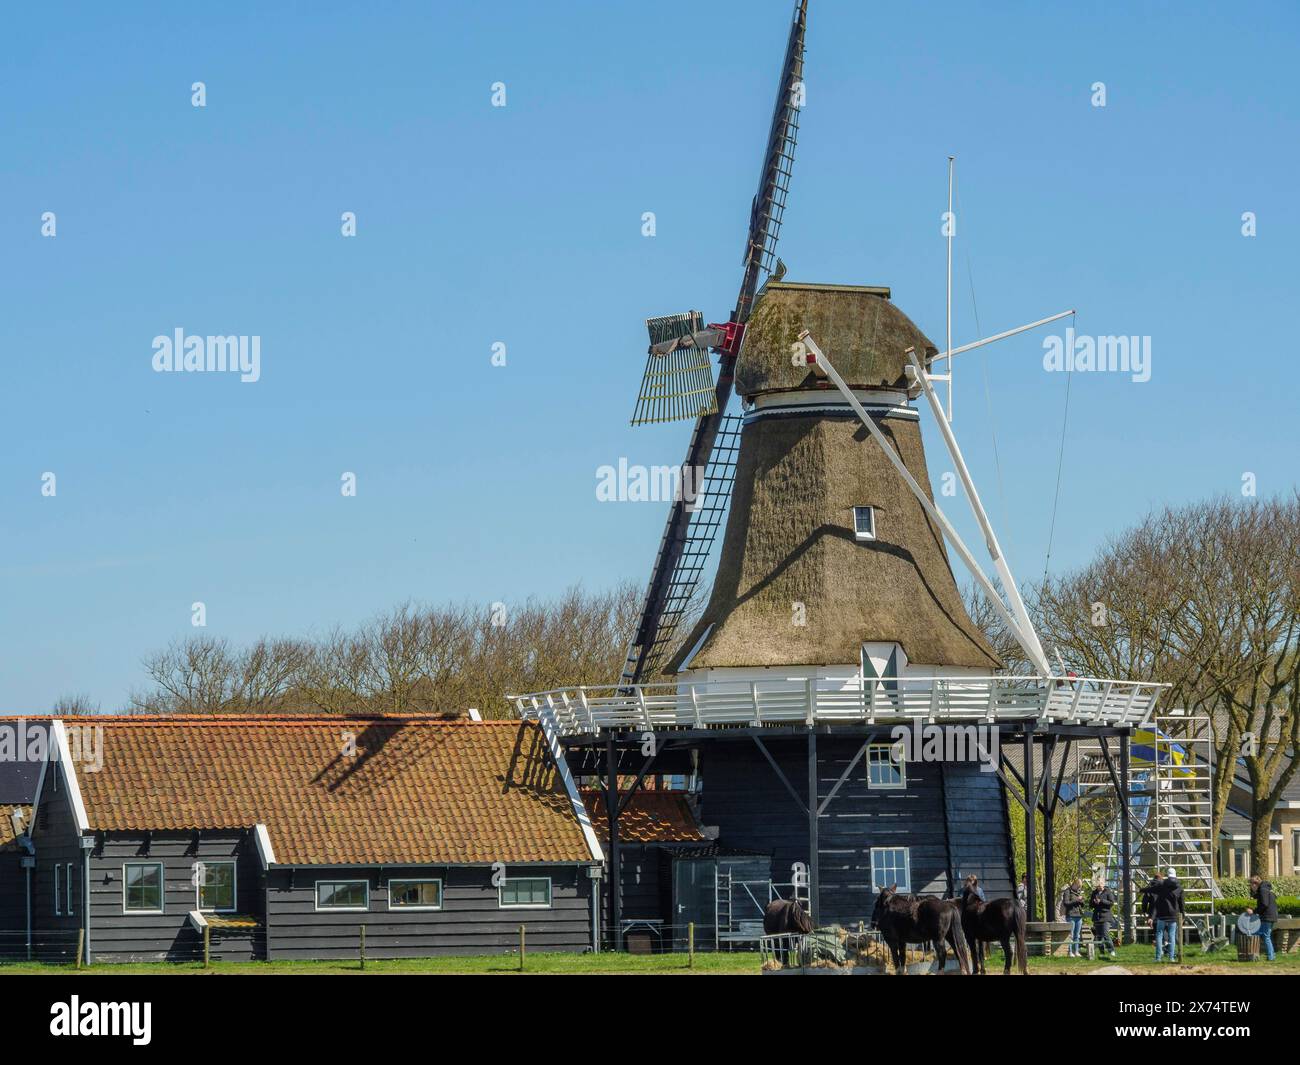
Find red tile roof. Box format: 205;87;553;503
67;716;593;866
1;805;31;852
582;790;705;845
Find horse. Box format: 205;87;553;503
763;898;814;966
958;889;1028;975
763;898;814;935
870;886;970;975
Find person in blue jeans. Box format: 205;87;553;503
1248;875;1278;961
1150;866;1184;962
1058;878;1085;957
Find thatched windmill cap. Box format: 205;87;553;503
738;282;937;397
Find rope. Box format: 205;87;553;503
1041;312;1076;583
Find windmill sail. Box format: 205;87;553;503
632;312;718;425
620;0;808;685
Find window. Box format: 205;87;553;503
316;880;369;911
499;878;552;909
853;506;876;541
66;863;74;917
53;863;62;915
871;847;911;893
197;860;236;913
1292;830;1300;874
123;862;164;913
867;744;906;789
389;879;443;910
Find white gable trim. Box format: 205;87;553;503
254;823;277;867
529;708;603;863
51;720;90;834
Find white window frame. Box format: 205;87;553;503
498;877;552;910
315;879;370;912
66;863;74;917
853;506;876;541
53;862;62;916
1292;829;1300;875
870;846;912;893
196;859;238;914
867;744;906;790
122;862;165;915
388;878;444;911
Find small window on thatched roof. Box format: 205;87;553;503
853;506;876;541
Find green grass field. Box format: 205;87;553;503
1;940;1296;976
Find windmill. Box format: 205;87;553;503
620;0;808;686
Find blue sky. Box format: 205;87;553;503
2;1;1296;712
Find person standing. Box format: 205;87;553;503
1090;878;1117;958
1152;866;1184;962
1059;878;1085;958
1016;874;1028;908
1247;874;1278;962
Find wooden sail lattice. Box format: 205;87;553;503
631;312;718;425
622;413;744;682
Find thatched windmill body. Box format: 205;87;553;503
668;280;1002;690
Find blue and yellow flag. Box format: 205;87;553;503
1130;729;1194;777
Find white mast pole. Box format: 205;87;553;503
795;330;1049;675
904;345;1050;674
946;155;954;421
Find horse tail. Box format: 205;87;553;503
1012;900;1028;974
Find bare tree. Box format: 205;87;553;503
1031;495;1300;875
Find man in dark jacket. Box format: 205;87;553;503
1248;875;1279;961
1151;867;1184;962
1089;881;1117;958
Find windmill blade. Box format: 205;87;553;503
631;312;719;426
620;0;808;685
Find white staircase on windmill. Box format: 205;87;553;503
1077;713;1217;920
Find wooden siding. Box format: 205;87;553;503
265;864;594;959
85;831;264;962
699;737;1013;926
27;759;83;962
0;853;30;959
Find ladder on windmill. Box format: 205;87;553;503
620;414;744;683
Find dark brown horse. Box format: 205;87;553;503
958;889;1028;975
763;898;814;935
870;886;970;975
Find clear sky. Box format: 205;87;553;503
2;1;1297;713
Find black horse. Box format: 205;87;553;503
763;898;814;966
958;889;1028;975
763;898;814;935
870;886;970;975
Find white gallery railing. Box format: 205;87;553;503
509;675;1167;737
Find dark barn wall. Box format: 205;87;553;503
86;831;264;962
612;845;664;923
699;737;1012;927
27;761;83;961
266;864;594;960
0;852;29;958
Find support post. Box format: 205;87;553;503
606;737;622;951
1043;805;1055;928
1024;726;1037;922
1120;730;1133;943
203;924;211;969
359;924;366;971
808;728;819;925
